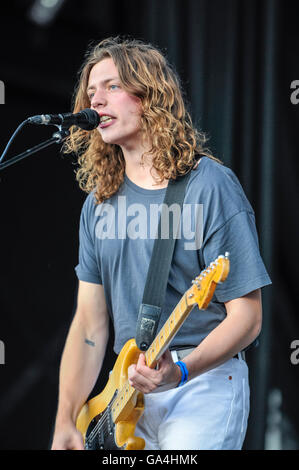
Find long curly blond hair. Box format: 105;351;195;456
63;37;220;203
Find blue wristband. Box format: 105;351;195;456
175;361;189;387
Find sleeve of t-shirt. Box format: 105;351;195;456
75;195;102;285
201;210;272;302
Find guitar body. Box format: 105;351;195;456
76;339;146;450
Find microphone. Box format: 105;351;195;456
27;108;100;130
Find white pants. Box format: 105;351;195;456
134;355;250;450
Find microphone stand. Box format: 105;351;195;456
0;127;70;171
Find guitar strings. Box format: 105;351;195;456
85;409;110;447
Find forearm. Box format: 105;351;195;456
183;290;262;381
55;314;109;424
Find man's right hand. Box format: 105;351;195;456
51;422;84;450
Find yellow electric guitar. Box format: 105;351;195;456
76;253;230;450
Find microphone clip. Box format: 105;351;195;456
52;126;70;142
0;122;70;171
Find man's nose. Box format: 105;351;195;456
91;89;107;108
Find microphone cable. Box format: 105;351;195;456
0;118;30;164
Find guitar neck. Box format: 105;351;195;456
145;292;195;368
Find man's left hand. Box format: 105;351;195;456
127;349;181;393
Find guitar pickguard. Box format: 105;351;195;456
84;391;123;450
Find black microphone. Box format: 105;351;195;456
27;108;100;130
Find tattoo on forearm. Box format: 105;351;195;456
85;339;95;347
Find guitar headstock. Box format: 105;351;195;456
186;252;230;309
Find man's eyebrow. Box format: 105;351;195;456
87;77;120;93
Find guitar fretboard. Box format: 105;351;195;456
144;293;195;368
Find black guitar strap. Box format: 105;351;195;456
135;169;193;351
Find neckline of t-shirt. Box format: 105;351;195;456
124;174;167;196
124;156;206;196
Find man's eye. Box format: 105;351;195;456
109;84;119;90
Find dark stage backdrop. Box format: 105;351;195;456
0;0;298;450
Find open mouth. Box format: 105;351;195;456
99;115;115;127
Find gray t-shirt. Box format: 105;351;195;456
75;156;271;354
